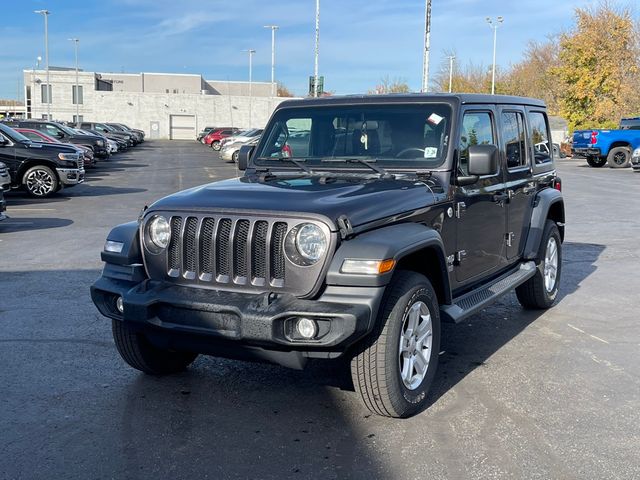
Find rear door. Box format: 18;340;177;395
497;106;535;260
454;106;507;284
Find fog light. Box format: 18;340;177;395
296;318;317;339
115;296;124;313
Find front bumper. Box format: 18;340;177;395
56;167;85;186
572;147;601;157
220;149;234;161
94;146;110;157
91;271;383;362
632;155;640;170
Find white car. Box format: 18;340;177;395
220;137;260;163
107;139;119;153
220;128;263;148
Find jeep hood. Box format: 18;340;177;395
148;176;447;229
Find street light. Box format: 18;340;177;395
314;0;320;97
68;38;80;123
263;25;279;97
486;16;504;95
34;9;50;119
421;0;432;93
242;49;256;127
447;55;455;93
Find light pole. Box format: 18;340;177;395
34;10;50;119
263;25;279;97
421;0;432;92
242;49;256;127
314;0;320;97
486;16;504;95
447;55;455;93
68;38;79;123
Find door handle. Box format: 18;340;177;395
523;184;537;194
493;191;509;203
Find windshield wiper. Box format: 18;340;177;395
321;157;394;179
256;156;315;175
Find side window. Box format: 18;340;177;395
459;111;494;175
529;111;552;164
501;111;527;169
44;124;62;137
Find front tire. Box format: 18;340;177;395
232;150;239;163
23;165;59;198
112;320;198;375
607;146;631;168
351;271;441;418
211;140;221;151
516;220;562;309
586;156;606;168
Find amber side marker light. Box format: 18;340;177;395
340;258;396;275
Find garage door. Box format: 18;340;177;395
169;114;196;140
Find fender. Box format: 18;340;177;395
100;221;142;266
326;223;450;297
523;188;564;260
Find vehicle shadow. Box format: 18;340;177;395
0;217;73;232
426;241;605;408
3;191;72;205
65;185;148;197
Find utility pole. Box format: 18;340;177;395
242;49;256;127
35;10;50;119
447;55;455;93
421;0;432;92
69;38;80;123
264;25;279;97
486;16;504;95
314;0;320;97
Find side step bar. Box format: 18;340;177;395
440;261;537;323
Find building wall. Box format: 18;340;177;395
24;69;287;138
205;80;273;97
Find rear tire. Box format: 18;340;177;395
232;150;239;163
586;156;606;168
607;146;631;168
211;140;221;151
350;271;441;418
112;320;198;375
516;220;562;309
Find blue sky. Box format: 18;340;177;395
0;0;611;99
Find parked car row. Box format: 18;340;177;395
0;120;145;211
196;126;264;162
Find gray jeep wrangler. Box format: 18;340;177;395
91;94;564;418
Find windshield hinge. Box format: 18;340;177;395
415;170;433;181
337;215;354;240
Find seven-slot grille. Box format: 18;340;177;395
165;215;289;288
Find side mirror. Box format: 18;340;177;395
237;145;254;171
468;144;498;176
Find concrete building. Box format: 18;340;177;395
23;68;284;139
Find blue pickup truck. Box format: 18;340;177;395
572;117;640;168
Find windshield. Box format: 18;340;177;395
0;123;33;143
255;103;452;169
58;123;79;136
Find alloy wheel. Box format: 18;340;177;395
544;237;559;292
398;301;433;390
26;169;55;197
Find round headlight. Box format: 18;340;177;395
148;216;171;249
295;223;327;263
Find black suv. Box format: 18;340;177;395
91;94;565;418
11;120;110;158
0;123;85;197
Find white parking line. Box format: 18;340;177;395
567;323;610;344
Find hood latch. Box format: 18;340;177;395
337;215;354;240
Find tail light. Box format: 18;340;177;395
554;178;562;192
590;131;599;144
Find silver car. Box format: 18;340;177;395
220;137;260;163
0;162;10;191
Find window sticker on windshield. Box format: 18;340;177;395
427;113;444;125
424;147;438;158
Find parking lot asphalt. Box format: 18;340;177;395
1;141;639;480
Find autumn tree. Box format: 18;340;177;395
368;76;411;94
277;82;294;97
551;2;640;130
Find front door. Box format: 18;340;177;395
497;106;536;260
454;107;507;284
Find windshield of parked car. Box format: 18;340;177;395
58;123;79;136
255;103;452;169
0;123;33;143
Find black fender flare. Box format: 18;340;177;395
523;188;564;260
326;223;451;302
100;221;142;266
